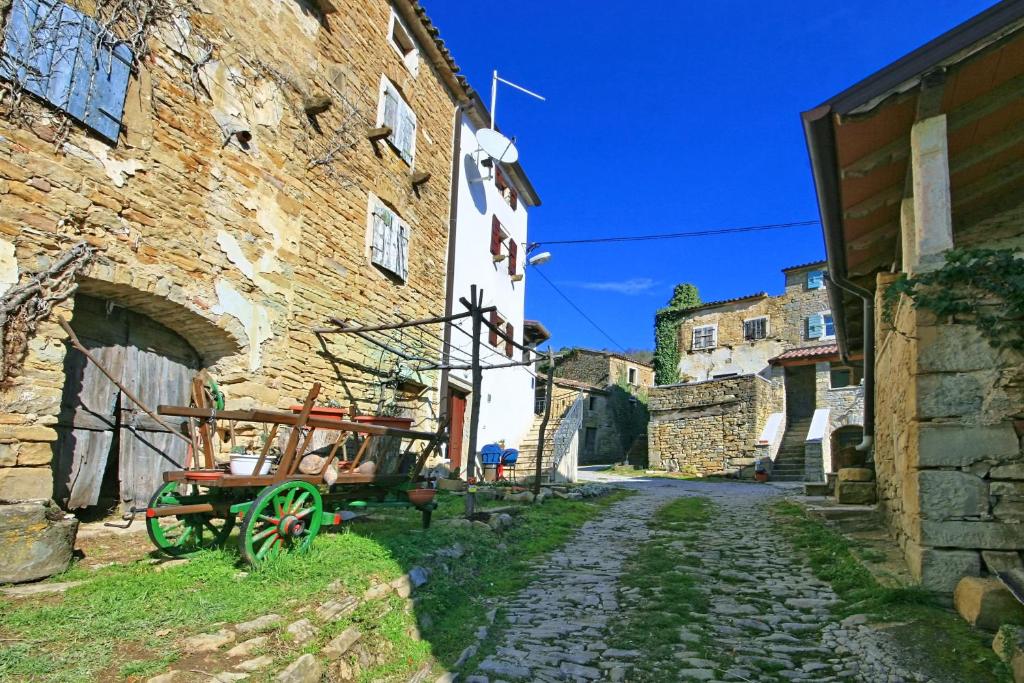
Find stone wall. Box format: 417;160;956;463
874;271;1024;592
554;350;654;391
648;374;770;475
0;1;461;502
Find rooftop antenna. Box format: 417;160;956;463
472;70;545;181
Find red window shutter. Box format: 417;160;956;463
508;240;517;275
505;322;514;357
510;188;518;211
490;215;502;256
489;311;499;346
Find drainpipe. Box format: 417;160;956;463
803;108;874;455
438;104;465;421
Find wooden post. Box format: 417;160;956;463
465;286;484;518
533;348;555;496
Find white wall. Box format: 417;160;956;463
448;112;536;450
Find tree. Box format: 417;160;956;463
653;283;702;385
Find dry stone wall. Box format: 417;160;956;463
0;0;461;502
648;374;770;475
874;271;1024;593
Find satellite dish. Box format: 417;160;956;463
476;128;519;164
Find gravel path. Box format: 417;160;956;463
465;472;927;683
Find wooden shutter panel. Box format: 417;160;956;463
507;240;517;275
510;187;518;210
505;323;514;357
489;311;499;346
807;313;824;339
490;216;502;256
396;221;409;281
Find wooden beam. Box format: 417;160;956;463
953;157;1024;208
950;119;1024;175
843;185;903;220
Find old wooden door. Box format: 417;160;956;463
447;389;467;473
55;295;199;512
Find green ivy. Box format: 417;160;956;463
883;248;1024;351
653;283;701;384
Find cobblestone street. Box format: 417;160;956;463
467;472;929;683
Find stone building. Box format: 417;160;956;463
649;263;865;479
545;349;652;464
803;1;1024;591
0;0;476;566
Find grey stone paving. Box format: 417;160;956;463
465;470;929;683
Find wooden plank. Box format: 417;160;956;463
156;406;438;440
62;428;116;509
275;384;321;480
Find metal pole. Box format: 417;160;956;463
490;70;498;129
465;286;484;518
533;348;555;496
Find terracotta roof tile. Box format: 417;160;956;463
781;260;828;272
770;343;840;363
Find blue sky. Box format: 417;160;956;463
427;1;996;351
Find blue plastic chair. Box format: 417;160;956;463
480;443;503;465
501;448;519;483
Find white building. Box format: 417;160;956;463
440;97;545;477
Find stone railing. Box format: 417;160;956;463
755;412;786;467
804;408;831;482
550;392;584;483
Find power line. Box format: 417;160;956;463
532;267;627;352
531;220;820;247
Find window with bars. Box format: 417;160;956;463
692;325;716;350
377;77;416;163
369;199;409;281
0;0;133;144
743;316;768;341
387;9;419;76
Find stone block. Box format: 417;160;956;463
837;467;874;482
922;521;1024;550
0;466;53;501
983;551;1024;574
0;443;16;467
918;422;1020;467
906;545;980;593
0;500;78;583
917;324;999;373
917;470;988;519
836;480;877;505
917;372;986;419
954;576;1024;630
16;442;54;466
992;464;1024;480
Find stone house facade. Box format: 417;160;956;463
649;263;866;477
803;2;1024;591
0;0;473;518
547;350;653;463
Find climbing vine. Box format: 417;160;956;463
653;283;701;385
882;248;1024;351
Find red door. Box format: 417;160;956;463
447;390;467;474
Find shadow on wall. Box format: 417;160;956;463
463;153;488;215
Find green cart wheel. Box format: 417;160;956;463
239;480;323;565
146;481;235;557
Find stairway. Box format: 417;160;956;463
771;417;812;482
515;413;566;481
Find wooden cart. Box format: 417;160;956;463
144;383;444;565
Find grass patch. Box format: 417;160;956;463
607;496;712;681
0;490;628;682
771;500;1011;683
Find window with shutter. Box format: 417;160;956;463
1;0;133;144
807;313;825;339
369;199;409;282
507;240;517;275
377;77;416;164
807;270;825;289
743;317;768;341
490;215;504;256
505;322;514;358
692;325;716;350
823;312;835;338
488;311;502;347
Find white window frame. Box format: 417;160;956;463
376;75;417;165
366;194;410;282
387;8;420;76
692;324;717;350
743;316;769;341
822;310;836;340
627;367;638;385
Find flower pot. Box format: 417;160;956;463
754;471;769;483
230;453;273;476
291;405;349;422
407;489;436;506
352;415;414;430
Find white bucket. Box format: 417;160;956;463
230;453;272;476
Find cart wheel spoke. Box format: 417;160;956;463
146;482;235;558
290;491;309;514
239;481;322;567
252;525;277;542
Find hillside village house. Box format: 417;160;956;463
0;0;487;581
648;263;865;481
803;1;1024;592
440;93;544;475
